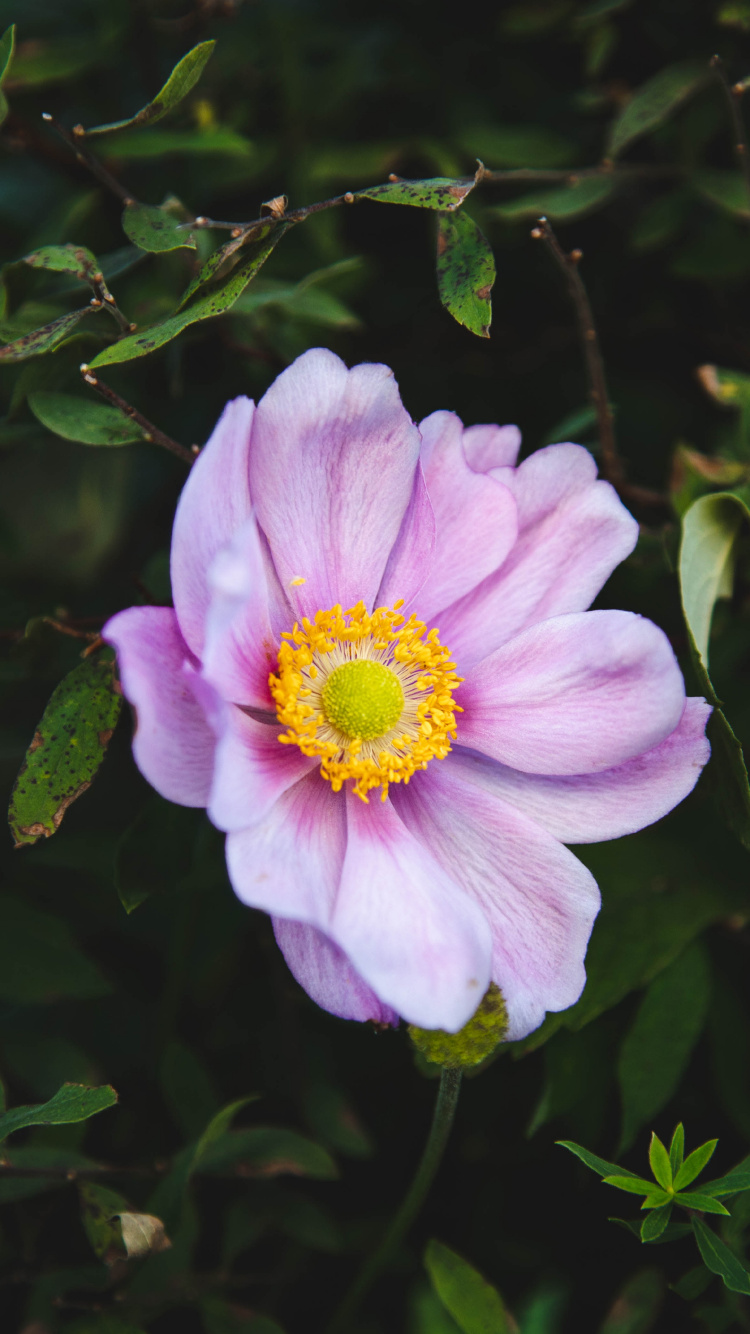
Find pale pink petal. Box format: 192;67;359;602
103;606;215;806
202;517;278;710
226;771;343;923
376;464;435;610
171;397;254;655
458;610;685;775
413;412;518;622
272;918;398;1025
450;699;711;844
249;348;421;619
329;791;492;1031
462;422;521;471
391;760;601;1041
437;444;639;670
209;710;316;833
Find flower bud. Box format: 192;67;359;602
408;983;509;1069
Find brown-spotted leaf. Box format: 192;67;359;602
23;244;99;281
0;307;97;362
9;654;122;847
357;167;481;211
436;209;495;338
89;226;289;367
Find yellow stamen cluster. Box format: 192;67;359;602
269;600;463;801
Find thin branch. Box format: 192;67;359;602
531;218;670;511
710;55;750;210
532;216;621;487
40;114;139;207
79;366;196;466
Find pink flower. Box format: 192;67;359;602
104;349;710;1040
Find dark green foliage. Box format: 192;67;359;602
2;2;750;1331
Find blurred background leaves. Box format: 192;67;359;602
2;0;750;1331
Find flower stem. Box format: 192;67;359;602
326;1065;462;1334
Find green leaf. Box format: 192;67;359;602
675;1191;730;1215
491;175;617;222
669;1265;713;1300
602;1175;658;1195
99;126;254;159
457;124;576;168
641;1190;672;1209
424;1239;511;1333
9;654;122;846
674;1139;718;1191
121;202;196;254
28;391;145;446
435;210;494;338
0;24;15;125
701;1157;750;1198
617;943;711;1153
607;61;711;158
80;41;216;137
0;1083;117;1141
115;795;201;913
680;493;746;664
177;224;273;308
0;895;110;1003
691;1217;750;1295
0;307;98;362
641;1204;673;1242
692;169;750;220
557;1141;635;1179
24;244;99;281
649;1134;673;1190
669;1125;685;1178
88;227;288;367
79;1182;129;1262
358;174;479;211
197;1127;339;1180
598;1267;665;1332
679;491;750;847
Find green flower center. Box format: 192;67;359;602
321;659;404;741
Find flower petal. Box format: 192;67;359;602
462;422;521;471
458;610;685;775
438;444;639;670
391;759;601;1041
103;606;215;806
329;791;492;1031
450;698;711;843
209;709;316;833
272;918;398;1024
249;348;421;618
202;516;279;710
414;412;518;622
226;770;344;923
171;397;254;655
376;464;435;610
